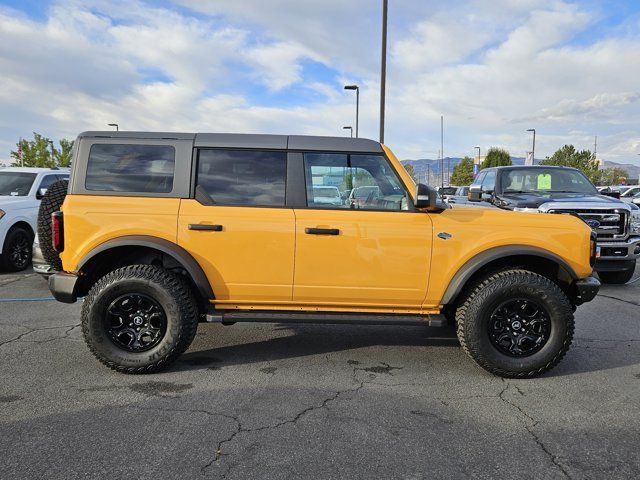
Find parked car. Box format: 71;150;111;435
620;185;640;201
0;167;69;271
310;186;342;206
632;193;640;207
46;131;599;378
596;186;621;199
348;185;381;207
444;186;470;204
469;166;640;284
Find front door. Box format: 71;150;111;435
293;152;432;310
178;148;295;304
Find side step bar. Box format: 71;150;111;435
205;310;446;327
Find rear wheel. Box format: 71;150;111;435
81;265;199;374
455;269;574;378
37;179;68;271
597;263;635;285
1;227;33;272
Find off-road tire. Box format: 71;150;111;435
37;179;68;271
1;226;33;272
81;265;199;374
455;269;574;378
597;264;635;285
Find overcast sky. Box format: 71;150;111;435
0;0;639;165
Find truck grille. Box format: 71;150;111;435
548;209;628;240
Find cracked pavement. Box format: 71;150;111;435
1;266;639;479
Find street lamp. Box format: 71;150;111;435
343;126;353;138
526;129;536;164
108;123;119;131
379;0;388;143
48;140;55;166
474;146;481;176
344;85;359;138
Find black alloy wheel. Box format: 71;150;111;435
487;298;551;357
106;293;167;352
9;231;31;270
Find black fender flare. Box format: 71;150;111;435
77;235;214;299
440;245;579;305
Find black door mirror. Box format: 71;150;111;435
415;183;438;210
36;187;48;199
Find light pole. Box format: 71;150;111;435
474;146;481;176
343;126;353;138
526;128;536;164
344;85;359;138
440;115;444;188
108;123;119;131
379;0;388;143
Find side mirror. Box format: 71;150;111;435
468;187;481;202
415;183;438;210
37;187;48;199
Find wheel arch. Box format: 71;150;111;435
75;236;214;302
441;246;579;307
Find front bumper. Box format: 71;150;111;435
48;272;79;303
574;276;600;305
596;236;640;261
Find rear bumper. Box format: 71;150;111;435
574;276;600;305
48;272;79;303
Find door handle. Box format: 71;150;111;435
305;227;340;235
189;224;223;231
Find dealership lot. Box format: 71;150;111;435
1;267;639;480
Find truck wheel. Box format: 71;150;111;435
456;269;574;378
597;263;635;284
1;226;33;272
37;179;68;271
81;265;199;374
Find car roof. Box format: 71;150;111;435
77;131;383;154
490;165;580;172
0;167;69;174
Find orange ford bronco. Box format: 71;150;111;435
43;132;600;377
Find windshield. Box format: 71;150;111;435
501;168;597;195
313;187;339;198
0;172;37;196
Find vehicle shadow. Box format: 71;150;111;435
177;323;459;371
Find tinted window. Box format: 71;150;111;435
197;149;286;206
0;172;36;196
38;175;60;190
471;171;486;188
501;168;597;194
482;170;497;191
304;153;408;211
86;144;175;193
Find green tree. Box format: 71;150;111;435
403;163;418;182
450;156;474;185
481;147;512;169
598;167;628;186
540;145;600;183
9;132;74;168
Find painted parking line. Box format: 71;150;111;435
0;297;56;302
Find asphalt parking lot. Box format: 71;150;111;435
1;266;639;480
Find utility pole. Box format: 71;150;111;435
440;115;444;188
18;137;23;167
426;163;430;185
526;128;536;165
379;0;388;143
594;135;597;157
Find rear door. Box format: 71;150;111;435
292;152;432;309
178;148;295;304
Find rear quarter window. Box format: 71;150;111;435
85;144;175;193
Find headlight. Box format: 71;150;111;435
0;209;5;220
513;207;539;213
630;210;640;235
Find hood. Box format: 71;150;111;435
495;192;623;209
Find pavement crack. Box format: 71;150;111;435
597;294;640;307
0;323;81;348
499;381;571;479
202;379;366;477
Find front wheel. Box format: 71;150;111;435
81;265;199;374
455;269;574;378
1;227;33;272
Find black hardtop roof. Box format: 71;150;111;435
77;131;383;153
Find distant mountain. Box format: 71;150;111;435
401;157;639;184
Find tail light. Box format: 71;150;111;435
52;211;64;253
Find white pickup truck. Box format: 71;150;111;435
0;167;69;271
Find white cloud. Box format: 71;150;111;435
0;0;639;168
